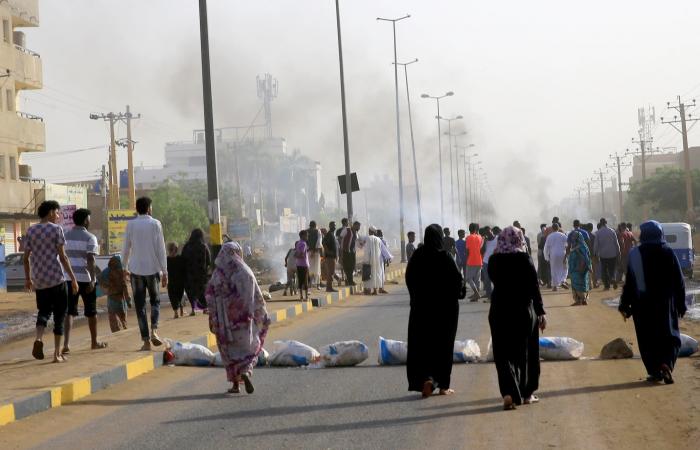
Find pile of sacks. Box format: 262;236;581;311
486;336;585;362
377;337;481;365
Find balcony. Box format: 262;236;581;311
0;41;42;89
4;0;40;27
0;110;45;153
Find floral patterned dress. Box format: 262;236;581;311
206;242;270;382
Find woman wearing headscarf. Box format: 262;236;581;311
406;224;465;398
567;230;592;306
619;221;686;384
488;226;546;410
181;228;211;315
206;242;270;394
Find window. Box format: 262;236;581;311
0;154;5;179
6;88;13;111
9;156;16;180
2;19;10;44
665;235;677;244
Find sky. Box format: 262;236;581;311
17;0;700;229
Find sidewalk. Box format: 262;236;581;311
0;267;407;426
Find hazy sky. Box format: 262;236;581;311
18;0;700;227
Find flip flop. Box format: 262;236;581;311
241;373;255;394
660;364;674;385
524;395;540;404
227;385;240;394
32;340;44;360
92;342;108;350
61;347;71;355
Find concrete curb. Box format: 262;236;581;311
0;268;405;426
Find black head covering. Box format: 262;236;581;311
423;224;444;250
188;228;205;244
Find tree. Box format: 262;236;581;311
150;181;209;245
628;167;700;222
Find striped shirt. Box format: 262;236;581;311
64;226;99;283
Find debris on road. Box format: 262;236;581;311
163;340;216;367
319;340;369;367
679;334;699;357
378;336;407;365
600;337;634;359
539;336;585;360
269;340;321;366
453;339;481;363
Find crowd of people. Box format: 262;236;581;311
405;218;688;410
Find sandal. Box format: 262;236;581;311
227;385;240;394
53;355;67;363
92;342;108;350
241;373;255;394
438;389;455;395
421;380;434;399
524;395;539;404
61;347;71;355
32;340;44;360
660;364;674;385
503;395;516;410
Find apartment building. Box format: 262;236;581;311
0;0;44;253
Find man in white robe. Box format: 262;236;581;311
360;227;384;295
544;223;568;291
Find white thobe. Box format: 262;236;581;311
362;235;385;289
544;231;568;286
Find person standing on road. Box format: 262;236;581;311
617;223;636;284
166;243;186;318
122;197;168;351
406;231;417;260
465;223;484;302
586;223;600;289
619;221;686;384
206;241;270;395
322;221;338;292
537;224;551;288
295;230;310;301
455;229;467;284
544;223;568;291
24;200;79;363
182;228;211;316
442;227;456;259
306;221;323;290
361;227;385;295
406;224;465;398
481;226;499;299
341;221;360;286
567;231;592;306
487;226;546;410
593;218;621;291
62;208;107;354
99;254;130;332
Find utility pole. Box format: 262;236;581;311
661;96;699;223
607;153;631;221
90;112;120;210
395;59;423;239
334;0;354;222
593;169;609;217
585;180;593;215
631;131;653;180
377;14;410;263
198;0;223;252
124;105;140;209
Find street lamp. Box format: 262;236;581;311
438;115;463;226
377;14;410;263
334;0;354;222
394;58;423;240
462;147;478;221
421;91;454;225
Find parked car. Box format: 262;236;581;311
4;252;116;291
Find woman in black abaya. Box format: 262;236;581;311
619;220;686;384
406;224;465;398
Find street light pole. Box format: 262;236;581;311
378;14;410;263
334;0;354;222
395;59;422;239
421;91;454;226
198;0;222;253
440;116;463;227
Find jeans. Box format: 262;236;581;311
131;274;160;340
466;266;482;296
600;257;618;289
482;262;493;297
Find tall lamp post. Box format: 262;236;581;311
438;115;463;227
421;91;454;225
463;148;478;221
334;0;354;221
377;14;410;263
394;58;423;239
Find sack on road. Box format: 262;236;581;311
319;340;369;367
600;337;634;359
453;339;481;363
378;336;407;365
163;340;216;367
485;338;494;362
212;347;269;367
539;336;584;360
679;334;699;357
269;340;321;366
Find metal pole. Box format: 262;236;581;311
108;114;119;210
599;171;605;214
198;0;222;251
447;120;454;225
125;105;136;209
456;146;462;224
335;0;353;221
680;98;695;222
401;62;423;239
616;156;624;220
463;153;468;220
437;101;444;225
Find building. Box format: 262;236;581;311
628;147;700;185
0;0;44;254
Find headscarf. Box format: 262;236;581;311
104;254;126;295
423;224;445;251
188;228;205;244
570;230;590;258
494;226;525;254
639;220;665;245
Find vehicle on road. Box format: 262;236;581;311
661;222;694;278
4;253;116;291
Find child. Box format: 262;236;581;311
283;244;297;297
167;242;186;318
295;230;310;301
99;255;129;333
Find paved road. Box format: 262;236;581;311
3;282;700;449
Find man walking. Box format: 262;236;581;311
443;227;456;259
544;223;568;291
455;229;467;283
24;200;79;363
62;208;107;354
481;226;499;298
617;222;636;284
593;218;620;290
406;231;417;260
307;221;323;289
122;197;168;351
465;223;483;302
341;221;360;286
322;221;338;292
537;223;551;288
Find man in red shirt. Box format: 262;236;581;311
617;223;637;283
465;223;484;302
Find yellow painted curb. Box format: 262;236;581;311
294;304;303;316
344;287;350;297
306;300;314;311
207;332;217;348
276;309;287;322
326;294;333;305
60;377;91;404
125;356;155;380
0;403;15;426
50;387;62;407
